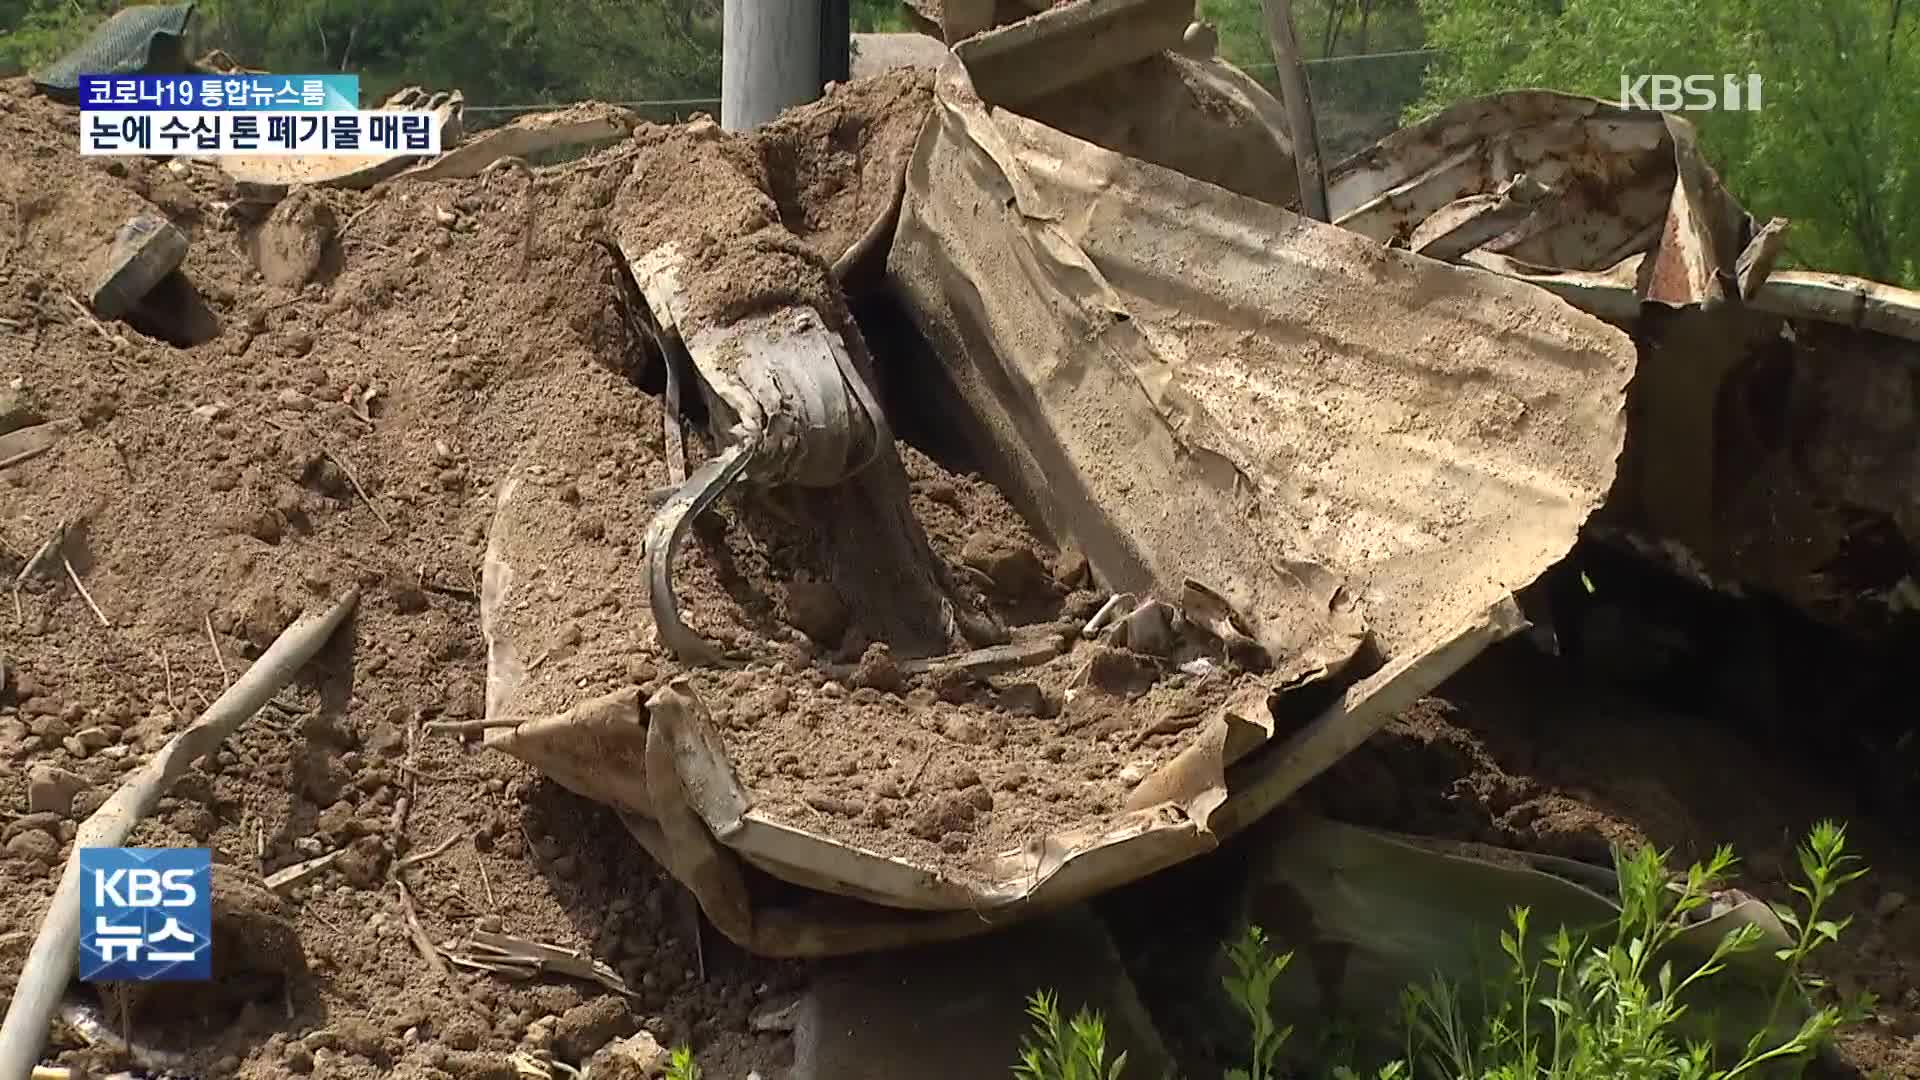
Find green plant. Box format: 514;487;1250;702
1014;990;1130;1080
1221;926;1293;1080
664;1045;702;1080
1397;822;1871;1079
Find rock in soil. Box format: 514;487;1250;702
584;1030;672;1079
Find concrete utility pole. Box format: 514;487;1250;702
1260;0;1331;222
723;0;826;132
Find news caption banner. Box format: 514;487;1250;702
78;847;213;981
77;74;442;157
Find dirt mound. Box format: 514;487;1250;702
0;71;790;1076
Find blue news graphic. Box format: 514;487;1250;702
78;74;359;112
78;847;213;982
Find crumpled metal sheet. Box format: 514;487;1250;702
1329;91;1677;273
1334;90;1920;637
1328;90;1752;311
893;61;1632;667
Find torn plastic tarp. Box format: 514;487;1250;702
1335;90;1920;635
30;3;197;100
476;44;1632;955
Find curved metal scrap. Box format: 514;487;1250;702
1327;90;1680;273
645;440;757;667
1334;90;1920;635
639;304;897;665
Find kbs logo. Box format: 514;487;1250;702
78;847;212;981
1620;74;1763;112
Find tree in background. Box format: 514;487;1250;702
1417;0;1920;284
0;0;119;73
195;0;722;115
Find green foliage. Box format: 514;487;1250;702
664;1044;702;1080
1415;0;1920;284
1221;926;1293;1080
1397;822;1870;1079
0;0;119;77
851;0;910;32
192;0;722;113
1014;990;1131;1080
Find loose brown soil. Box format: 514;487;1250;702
1;59;1916;1080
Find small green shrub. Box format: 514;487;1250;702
1014;990;1131;1080
1221;926;1293;1080
678;824;1870;1080
1398;821;1871;1080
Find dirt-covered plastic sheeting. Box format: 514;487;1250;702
1338;91;1919;636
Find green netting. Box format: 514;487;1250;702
30;3;198;99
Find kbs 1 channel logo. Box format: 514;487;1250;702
79;847;213;981
1619;73;1764;113
78;73;443;157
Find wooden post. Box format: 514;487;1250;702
1260;0;1331;222
723;0;825;132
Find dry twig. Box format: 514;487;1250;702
903;747;936;798
424;716;523;736
338;202;379;236
62;292;128;351
0;444;51;471
204;610;231;686
395;832;462;870
264;849;344;894
13;526;64;590
393;878;458;992
61;555;109;627
322;447;392;533
475;849;496;909
448;931;632;998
